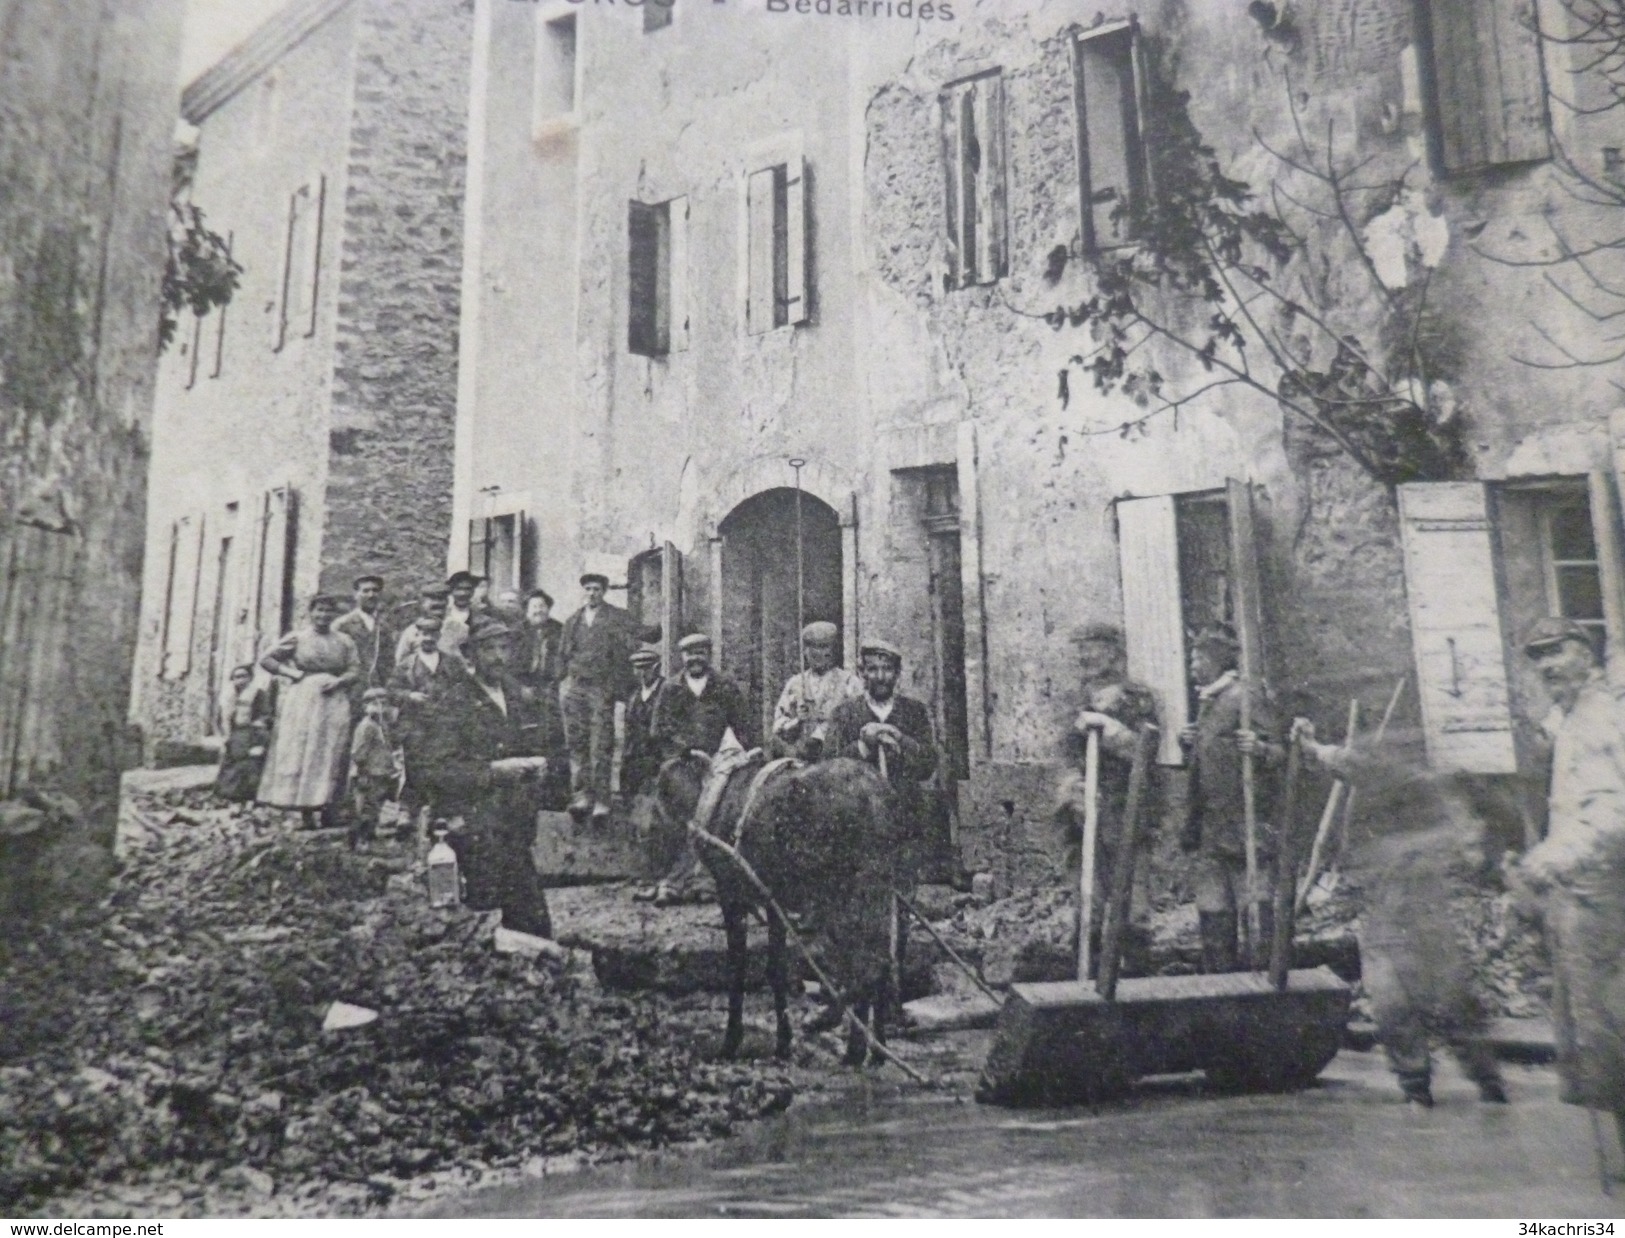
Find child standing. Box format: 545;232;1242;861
216;664;272;806
349;687;400;846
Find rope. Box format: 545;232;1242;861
893;888;1003;1007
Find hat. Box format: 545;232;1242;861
677;632;712;652
466;618;511;645
859;637;903;663
630;642;662;666
637;623;663;645
362;687;391;703
580;572;610;589
310;593;348;611
1071;621;1123;646
1192;622;1240;652
801;620;838;644
446;571;483;590
416;614;444;631
1523;616;1596;655
420;583;451;599
525;587;554;607
353;573;384;589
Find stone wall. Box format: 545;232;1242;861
0;0;185;803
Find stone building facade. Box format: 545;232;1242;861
131;0;472;752
454;0;1625;888
0;0;185;802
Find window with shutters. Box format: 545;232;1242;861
744;160;811;334
161;514;206;680
628;197;689;357
940;71;1008;290
1495;481;1613;655
1415;0;1551;175
469;510;533;594
1072;20;1150;254
276;177;324;350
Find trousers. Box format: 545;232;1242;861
561;677;615;806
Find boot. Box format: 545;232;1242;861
1199;910;1238;974
1397;1069;1434;1108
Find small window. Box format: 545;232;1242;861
1416;0;1550;175
276;177;324;350
1072;21;1150;253
1499;481;1609;652
536;13;577;123
745;160;810;334
628;197;689;356
940;71;1007;289
644;0;673;32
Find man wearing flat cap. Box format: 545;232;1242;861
1054;622;1163;975
771;620;863;761
433;616;553;937
335;574;390;691
621;628;667;799
558;572;636;821
650;632;755;760
393;583;452;666
442;570;486;661
827;638;938;789
1512;617;1625;1139
1178;621;1285;973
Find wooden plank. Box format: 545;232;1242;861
785;159;809;325
977;74;1006;281
1588;470;1625;672
1397;482;1518;772
1116;495;1188;764
746;167;776;334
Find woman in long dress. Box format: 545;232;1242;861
257;595;360;828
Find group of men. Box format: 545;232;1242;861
1057;608;1625;1134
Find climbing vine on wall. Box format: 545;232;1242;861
1042;33;1464;486
158;143;241;354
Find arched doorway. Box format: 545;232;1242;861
719;488;843;744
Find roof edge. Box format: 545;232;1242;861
181;0;356;124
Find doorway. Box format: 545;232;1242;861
719;488;843;744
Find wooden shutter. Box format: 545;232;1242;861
670;196;690;351
976;75;1007;283
304;174;325;339
1397;482;1518;773
1423;0;1550;174
784;159;810;326
211;233;232;378
661;540;683;672
157;520;181;677
746;167;777;335
258;487;294;646
467;517;492;580
516;510;535;590
1226;478;1270;695
627;200;664;356
940;86;967;289
1074;23;1145;252
163;514;205;679
274;189;299;350
1117;495;1189;765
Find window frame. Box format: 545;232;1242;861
628;196;689;357
738;137;811;336
1070;17;1153;256
939;68;1009;291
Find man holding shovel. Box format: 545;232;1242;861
1055;623;1162;977
1180;622;1286;973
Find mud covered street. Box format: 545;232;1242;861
430;1049;1613;1219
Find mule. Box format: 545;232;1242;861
653;751;911;1064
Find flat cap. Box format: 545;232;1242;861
1071;621;1123;646
419;583;451;598
353;573;384;589
801;620;839;644
1192;622;1240;651
677;632;712;652
415;615;444;631
465;618;511;645
310;593;348;610
446;570;484;589
860;637;903;662
361;687;391;703
630;643;662;665
1523;616;1596;655
579;572;610;588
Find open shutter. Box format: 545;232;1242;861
1226;478;1270;695
746;167;776;335
157;521;181;677
978;75;1007;282
514;510;532;592
1423;0;1550;174
670;196;690;351
1397;482;1518;773
274;190;299;351
163;514;206;679
1588;471;1625;669
467;517;492;581
1116;495;1188;764
258;487;293;646
627;200;663;356
784;158;810;326
940;87;966;289
661;540;683;673
304;174;326;338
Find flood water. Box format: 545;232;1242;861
425;1043;1617;1218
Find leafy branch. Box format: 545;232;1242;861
159;142;242;353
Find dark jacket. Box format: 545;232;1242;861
825;694;938;784
1184;673;1282;858
623;677;666;796
558;603;636;694
335;609;390;691
428;670;545;808
650;671;755;757
1057;677;1162;867
516;617;564;689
